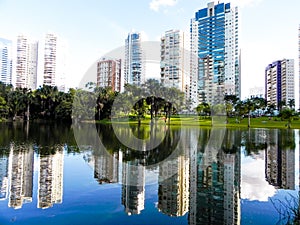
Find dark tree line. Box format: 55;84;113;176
0;79;185;123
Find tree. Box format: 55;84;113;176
224;95;239;117
278;100;286;112
287;99;295;109
279;108;294;128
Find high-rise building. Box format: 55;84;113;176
43;33;57;87
190;2;239;107
43;33;66;92
265;59;294;108
160;30;185;91
15;35;38;89
0;38;12;85
124;32;144;86
97;58;121;92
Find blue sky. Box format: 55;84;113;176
0;0;299;101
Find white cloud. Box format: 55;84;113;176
149;0;178;12
241;153;276;201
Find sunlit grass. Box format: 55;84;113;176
99;115;300;129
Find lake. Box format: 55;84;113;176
0;122;299;225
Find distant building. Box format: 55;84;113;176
265;59;294;108
43;33;67;92
160;30;185;91
15;35;38;89
97;58;121;92
0;38;12;85
124;32;144;86
249;86;264;99
190;1;240;107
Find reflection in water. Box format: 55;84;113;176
265;129;295;190
158;129;190;217
122;159;145;215
37;146;64;209
0;124;299;224
0;155;9;200
8;143;34;209
94;150;119;184
189;129;241;225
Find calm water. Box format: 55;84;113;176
0;122;299;225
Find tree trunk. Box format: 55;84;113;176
248;111;251;128
26;103;30;121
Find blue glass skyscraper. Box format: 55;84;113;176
190;2;240;106
124;32;144;86
0;38;12;85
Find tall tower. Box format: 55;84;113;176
124;32;144;86
97;58;121;92
265;59;294;109
15;35;38;89
190;2;239;107
43;33;57;87
160;30;185;91
0;38;12;85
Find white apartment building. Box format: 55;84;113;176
15;35;38;89
265;59;294;108
43;33;67;92
160;30;185;91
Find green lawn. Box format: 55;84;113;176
99;115;300;129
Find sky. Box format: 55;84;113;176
0;0;299;102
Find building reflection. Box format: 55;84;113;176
121;158;145;215
189;129;241;225
94;151;119;184
265;130;295;190
157;129;190;217
8;143;34;209
0;155;9;200
37;145;64;209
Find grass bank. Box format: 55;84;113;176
95;116;300;129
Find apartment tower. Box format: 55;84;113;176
0;38;12;85
97;58;121;92
15;35;38;89
265;59;294;108
160;30;185;91
190;2;239;107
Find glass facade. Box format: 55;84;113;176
124;33;143;86
0;38;12;85
190;2;239;105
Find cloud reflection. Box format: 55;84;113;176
241;151;276;201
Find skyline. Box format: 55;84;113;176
0;0;299;104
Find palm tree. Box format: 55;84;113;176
278;100;286;112
288;99;295;109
